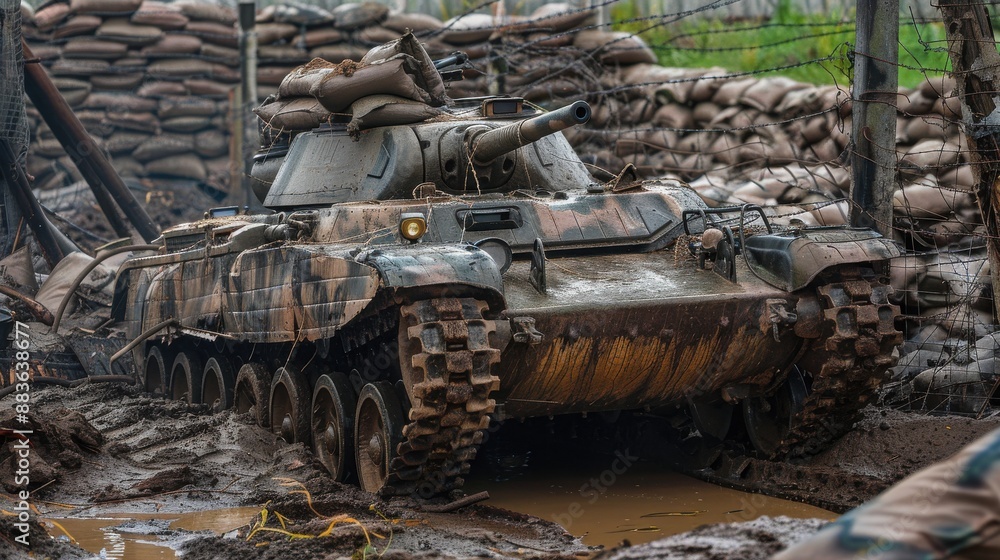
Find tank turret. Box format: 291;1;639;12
262;98;597;208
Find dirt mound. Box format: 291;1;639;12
0;406;103;491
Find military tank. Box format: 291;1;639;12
111;37;902;496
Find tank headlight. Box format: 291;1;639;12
400;213;427;241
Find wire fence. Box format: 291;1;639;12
15;0;999;416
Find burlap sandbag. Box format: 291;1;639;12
111;56;147;71
0;247;38;293
259;66;297;86
185;20;237;47
34;3;72;31
82;93;157;113
740;77;809;112
104;111;160;133
257;3;334;26
688;68;729;104
149;59;239;82
279;58;337;97
905;114;957;142
312;55;431;113
383;11;442;34
194;130;227;157
92;74;144;90
359;26;402;45
51;59;110;76
53;15;103;39
184;79;233;97
27;44;63;62
652;104;694;130
774;87;822;115
63;38;130;59
36;252;95;315
131;1;189;29
96;18;164;46
104;131;152;154
137;81;187;97
256;22;299;45
439;13;494;45
34;138;67;159
309;44;367;63
332;2;389;31
141;33;203;56
71;0;143;14
894;180;974;219
259;45;311;64
347;94;443;132
132;133;195;162
144;153;207;181
524;3;595;33
302;27;345;48
361;32;446;106
526;31;574;48
160;116;210;133
200;43;239;64
159;96;217;119
573;29;655;65
175;1;236;25
900;139;961;174
711;77;756;106
52;78;92;106
255;97;330;131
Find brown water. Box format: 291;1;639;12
45;464;833;556
44;506;261;558
465;460;834;548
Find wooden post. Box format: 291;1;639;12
850;0;899;235
939;0;1000;322
238;1;260;209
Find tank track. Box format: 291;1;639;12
384;297;501;496
774;278;902;458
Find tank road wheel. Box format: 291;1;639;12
743;368;808;456
234;363;271;427
170;351;203;404
143;346;171;397
269;366;311;445
688;396;735;441
312;373;357;482
201;357;235;412
355;381;405;494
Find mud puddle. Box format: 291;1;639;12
466;457;832;547
43;507;261;559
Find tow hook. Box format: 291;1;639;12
512;316;544;345
764;299;797;342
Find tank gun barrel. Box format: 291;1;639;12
471;101;591;164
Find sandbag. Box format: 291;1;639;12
141;33;203;56
740;77;809;112
184;20;237;47
382;11;442;34
36;252;99;315
82;93;157;113
51;58;111;76
361;32;447;106
332;2;389;31
132;133;195;162
70;0;143;14
259;44;311;64
148;59;239;82
112;155;145;177
137;81;187;97
347;94;444;132
52;78;92;106
131;1;189;29
255;97;330;131
53;15;103;39
111;56;147;71
200;42;239;64
439;13;494;45
104;111;160;133
309;44;367;63
278;58;337;97
194;130;228;157
312;55;434;112
258;66;297;86
301;27;345;48
573;29;655;65
359;26;402;45
104;131;152;154
525;3;595;32
158;96;217;119
894;179;974;219
63;38;130;59
91;73;144;90
34;3;72;30
257;22;299;44
184;79;233;97
160;116;211;133
144;153;207;181
175;1;236;25
0;247;38;293
96;18;164;46
256;3;334;26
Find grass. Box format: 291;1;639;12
611;5;954;89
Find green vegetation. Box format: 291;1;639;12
612;5;953;89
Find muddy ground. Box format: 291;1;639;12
0;382;997;559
